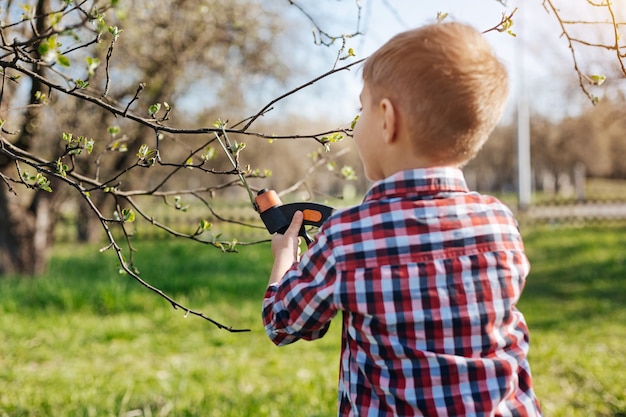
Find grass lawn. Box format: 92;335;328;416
1;225;625;416
519;225;626;417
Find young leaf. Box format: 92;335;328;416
121;208;135;223
83;138;95;154
86;57;100;76
34;91;48;104
137;144;150;158
56;158;68;178
148;103;161;117
110;141;128;152
590;74;606;86
108;26;122;39
174;196;189;212
108;126;121;136
341;165;357;181
75;79;90;89
201;146;216;161
57;54;71;67
350;115;360;130
34;173;52;192
200;219;212;231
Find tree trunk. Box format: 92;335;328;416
76;196;104;243
0;188;54;276
0;0;55;276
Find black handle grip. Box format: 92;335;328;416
259;202;333;244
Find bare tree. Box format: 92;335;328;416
0;0;361;331
541;0;626;104
1;0;624;331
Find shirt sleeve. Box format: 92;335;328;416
262;230;338;346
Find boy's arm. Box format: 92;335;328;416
268;210;303;286
263;210;334;345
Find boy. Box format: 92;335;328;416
263;21;542;416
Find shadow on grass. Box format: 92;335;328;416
4;226;625;331
130;239;273;301
519;225;626;330
0;239;274;316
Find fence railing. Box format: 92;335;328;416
55;200;626;243
519;200;626;225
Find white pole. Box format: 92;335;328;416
517;7;532;211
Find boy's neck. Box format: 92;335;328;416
380;134;455;179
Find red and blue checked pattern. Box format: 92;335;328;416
263;167;542;416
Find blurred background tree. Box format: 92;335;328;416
0;0;292;276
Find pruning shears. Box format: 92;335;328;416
213;122;334;244
254;189;333;244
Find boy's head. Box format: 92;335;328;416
357;21;509;172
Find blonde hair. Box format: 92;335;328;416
362;22;509;166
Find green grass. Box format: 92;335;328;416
0;241;340;417
519;225;626;417
1;226;626;416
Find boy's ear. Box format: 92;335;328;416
380;98;397;144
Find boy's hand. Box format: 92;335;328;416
268;211;304;286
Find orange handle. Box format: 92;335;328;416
302;209;323;223
255;189;282;213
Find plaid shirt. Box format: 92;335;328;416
263;167;542;416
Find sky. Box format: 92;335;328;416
260;0;527;127
257;0;624;127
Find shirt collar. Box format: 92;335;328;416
363;167;469;202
